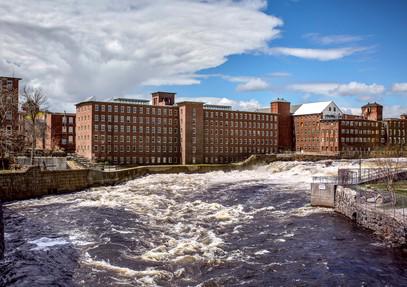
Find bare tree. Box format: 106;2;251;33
0;91;18;168
375;148;404;206
21;86;47;165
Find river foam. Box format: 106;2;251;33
3;159;407;286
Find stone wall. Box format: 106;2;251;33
335;186;407;246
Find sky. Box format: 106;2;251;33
1;0;407;117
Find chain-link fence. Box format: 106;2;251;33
351;185;407;223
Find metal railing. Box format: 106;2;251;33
313;168;407;185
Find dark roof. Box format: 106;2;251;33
362;102;383;108
271;98;289;103
0;76;22;80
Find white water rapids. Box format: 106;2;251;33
2;159;407;287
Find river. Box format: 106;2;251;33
1;160;407;286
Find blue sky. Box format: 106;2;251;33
1;0;406;116
143;0;407;116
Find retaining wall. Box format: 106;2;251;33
335;186;407;246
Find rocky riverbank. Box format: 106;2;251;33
335;186;407;247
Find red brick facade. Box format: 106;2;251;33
271;99;293;151
0;77;20;134
39;112;76;153
76;97;181;165
362;102;383;121
76;93;278;165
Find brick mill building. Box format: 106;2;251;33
75;92;279;165
37;112;76;153
0;77;20;137
289;100;405;154
0;77;21;161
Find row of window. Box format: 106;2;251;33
62;126;74;133
341;137;379;143
93;135;179;144
92;125;179;134
204;111;277;121
341;129;380;135
93;115;179;125
93;145;179;153
61;117;75;124
204;146;275;154
388;137;407;144
205;138;276;146
388;129;406;136
205;120;277;129
61;136;74;144
341;121;379;127
94;104;178;116
95;156;179;165
205;129;276;137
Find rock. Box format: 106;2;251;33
367;197;376;203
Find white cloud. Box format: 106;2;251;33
236;78;269;92
383;105;407;118
266;47;367;61
177;96;261;111
391;83;407;93
212;74;270;92
289;81;385;96
303;33;364;45
270;72;291;77
0;0;282;109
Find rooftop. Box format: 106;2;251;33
362;102;383;108
204;104;232;110
293;101;333;116
112;98;150;105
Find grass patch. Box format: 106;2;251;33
362;180;407;195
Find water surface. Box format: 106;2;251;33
1;160;407;286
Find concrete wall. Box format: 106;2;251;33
335;186;407;246
310;183;336;207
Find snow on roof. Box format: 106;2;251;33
293;101;333;116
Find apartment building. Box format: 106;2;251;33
76;92;278;165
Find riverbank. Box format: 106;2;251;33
312;182;407;247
